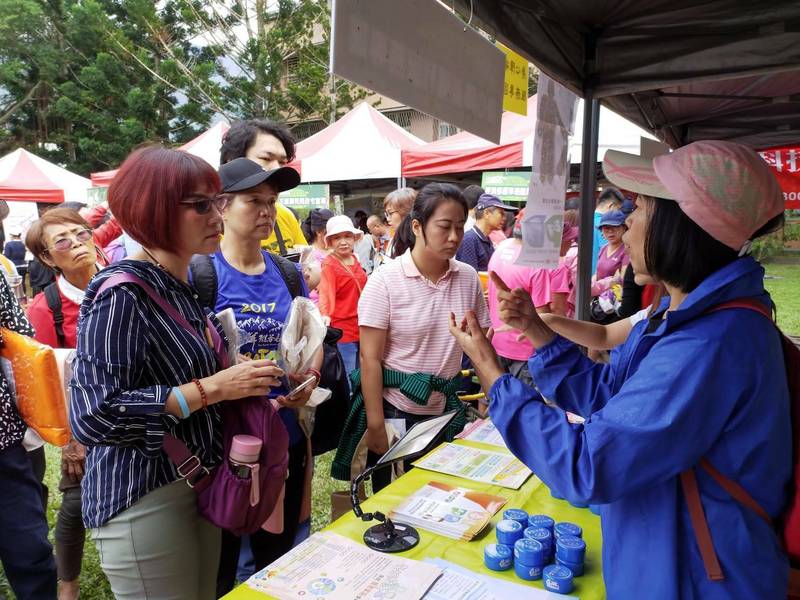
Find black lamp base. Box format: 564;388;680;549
363;521;420;553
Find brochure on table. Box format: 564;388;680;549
423;558;578;600
413;443;531;489
456;419;507;449
246;532;441;600
389;481;507;540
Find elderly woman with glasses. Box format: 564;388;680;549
383;187;416;259
69;147;284;600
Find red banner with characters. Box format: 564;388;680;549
759;146;800;210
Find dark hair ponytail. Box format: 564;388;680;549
301;208;334;244
391;183;467;258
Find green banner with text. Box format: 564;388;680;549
480;171;530;205
279;184;330;208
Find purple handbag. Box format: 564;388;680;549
95;273;289;535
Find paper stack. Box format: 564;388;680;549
413;443;532;489
247;531;441;600
389;481;507;540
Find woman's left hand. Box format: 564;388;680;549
448;311;504;390
61;439;86;483
276;371;317;408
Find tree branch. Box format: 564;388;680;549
0;81;42;127
109;35;232;120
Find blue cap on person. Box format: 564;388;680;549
620;198;635;214
475;193;520;212
218;158;300;193
598;210;627;228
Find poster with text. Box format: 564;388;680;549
516;75;578;269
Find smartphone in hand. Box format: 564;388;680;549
286;375;316;398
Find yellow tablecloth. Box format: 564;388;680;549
224;440;606;599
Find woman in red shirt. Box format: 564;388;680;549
318;215;367;387
25;207;100;600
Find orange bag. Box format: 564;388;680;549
0;327;69;446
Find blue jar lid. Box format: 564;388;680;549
514;560;543;581
544;564;574;593
589;504;602;516
524;527;553;544
569;500;589;508
528;514;555;530
484;543;513;571
550;488;565;500
554;521;583;539
544;564;573;581
556;535;586;562
514;538;544;566
503;508;529;526
496;519;524;545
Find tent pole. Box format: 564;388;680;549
575;98;600;322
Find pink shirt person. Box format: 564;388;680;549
487;238;552;361
358;249;489;415
592;243;629;295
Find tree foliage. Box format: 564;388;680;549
0;0;366;174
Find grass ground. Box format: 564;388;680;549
763;261;800;335
2;262;798;599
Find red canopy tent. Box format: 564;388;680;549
401;97;537;178
0;148;90;203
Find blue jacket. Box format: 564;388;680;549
489;257;791;599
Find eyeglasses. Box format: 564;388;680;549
385;209;399;219
48;229;93;253
179;195;227;215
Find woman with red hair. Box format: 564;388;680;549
69;146;284;599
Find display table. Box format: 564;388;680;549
224;439;606;599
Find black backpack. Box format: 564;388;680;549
189;253;351;455
44;283;67;348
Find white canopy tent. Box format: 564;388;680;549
290;102;424;183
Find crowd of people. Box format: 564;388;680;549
0;118;794;600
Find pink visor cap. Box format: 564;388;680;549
602;140;783;252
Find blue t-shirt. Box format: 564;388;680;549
210;250;309;445
592;210;609;275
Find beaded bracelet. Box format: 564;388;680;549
191;378;208;410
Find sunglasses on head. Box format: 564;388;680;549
179;194;226;215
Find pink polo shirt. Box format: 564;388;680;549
488;238;552;361
358;250;490;415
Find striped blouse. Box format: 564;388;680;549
70;260;225;529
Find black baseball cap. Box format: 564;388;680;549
475;193;519;212
219;158;300;193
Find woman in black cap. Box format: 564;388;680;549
190;158;324;597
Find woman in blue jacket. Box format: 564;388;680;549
450;140;792;599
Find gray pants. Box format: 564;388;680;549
92;479;220;600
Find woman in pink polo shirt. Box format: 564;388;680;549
330;183;490;491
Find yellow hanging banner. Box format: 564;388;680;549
497;43;528;116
